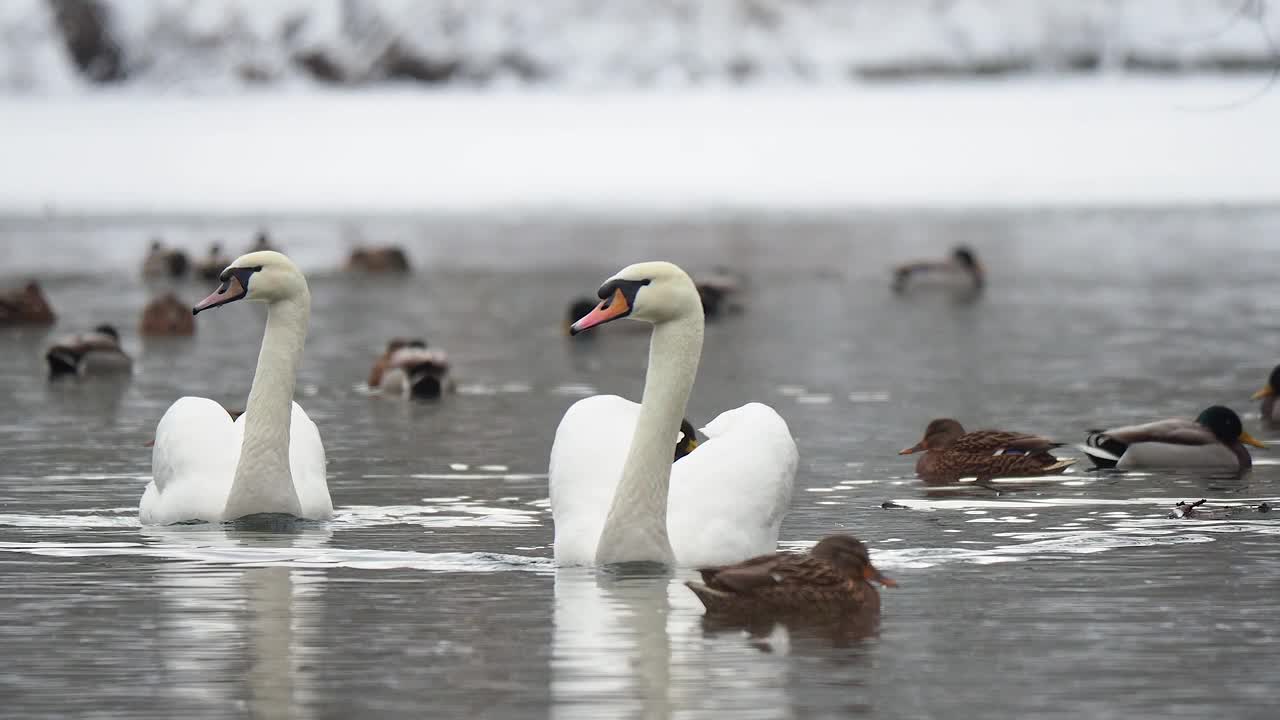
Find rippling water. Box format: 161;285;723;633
2;209;1280;719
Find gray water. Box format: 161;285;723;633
2;209;1279;719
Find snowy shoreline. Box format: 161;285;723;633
4;78;1279;215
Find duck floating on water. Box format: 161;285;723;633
899;418;1075;483
1080;405;1264;471
194;243;232;281
368;338;452;399
1252;365;1280;422
45;324;133;379
0;281;56;326
141;240;189;279
140;293;195;336
892;245;984;294
346;246;411;273
686;534;895;616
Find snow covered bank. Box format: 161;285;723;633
6;0;1280;92
3;79;1278;215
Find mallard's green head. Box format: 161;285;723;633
1196;406;1265;448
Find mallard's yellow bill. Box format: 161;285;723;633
1240;431;1267;449
1251;384;1274;400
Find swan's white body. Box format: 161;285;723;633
141;251;333;524
142;397;331;524
551;396;796;567
549;261;797;567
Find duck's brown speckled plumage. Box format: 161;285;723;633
900;418;1074;484
685;535;893;616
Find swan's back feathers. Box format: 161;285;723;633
144;397;243;524
550;398;798;567
550;395;636;565
288;402;332;519
668;403;797;567
143;397;331;524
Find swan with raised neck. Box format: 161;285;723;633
569;261;704;565
193;250;312;519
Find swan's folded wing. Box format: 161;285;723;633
144;396;241;524
668;402;798;567
1103;418;1216;446
289;402;333;519
549;395;639;565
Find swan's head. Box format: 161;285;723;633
570;261;701;335
192;251;305;315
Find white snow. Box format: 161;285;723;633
2;78;1278;214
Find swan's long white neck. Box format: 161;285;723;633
595;311;703;565
224;289;309;520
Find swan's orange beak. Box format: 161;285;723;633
570;288;630;335
193;274;247;315
898;440;925;455
864;563;896;587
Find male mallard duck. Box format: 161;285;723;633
346;246;412;273
140;293;195;336
891;245;983;294
695;269;742;319
898;418;1075;483
45;324;133;379
686;534;895;616
1081;405;1264;470
194;243;232;281
0;280;56;326
368;338;452;398
1251;365;1280;422
141;240;189;279
674;418;700;461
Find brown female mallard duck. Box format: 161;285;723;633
140;292;195;336
346;246;411;273
0;281;56;326
899;418;1075;483
685;534;894;616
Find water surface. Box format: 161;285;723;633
2;209;1279;719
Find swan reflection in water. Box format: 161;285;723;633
142;523;329;719
551;565;880;719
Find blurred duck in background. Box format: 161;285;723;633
368;338;452;399
1081;406;1264;471
0;281;56;326
141;240;189;279
564;297;597;336
245;230;276;254
194;243;232;281
892;245;984;294
695;268;742;319
140;293;195;336
1252;365;1280;422
346;246;411;273
45;324;133;379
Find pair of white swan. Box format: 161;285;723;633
141;255;796;571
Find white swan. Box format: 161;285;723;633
141;251;333;524
549;261;797;567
